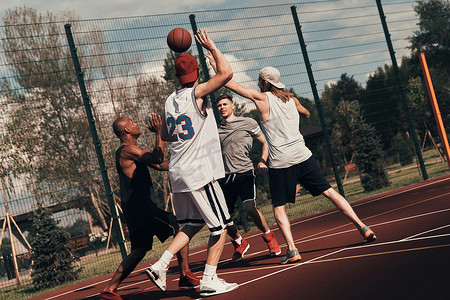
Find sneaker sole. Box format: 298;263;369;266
179;285;200;291
270;250;282;256
280;255;302;265
200;284;239;297
231;243;250;262
145;269;166;291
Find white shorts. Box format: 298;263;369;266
172;180;233;236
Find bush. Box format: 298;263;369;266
354;121;390;192
30;206;80;291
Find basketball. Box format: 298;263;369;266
167;28;192;53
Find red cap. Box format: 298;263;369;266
175;53;199;85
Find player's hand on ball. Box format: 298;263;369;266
146;113;161;133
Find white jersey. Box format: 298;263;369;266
165;87;225;192
260;92;312;168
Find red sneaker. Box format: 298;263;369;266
231;237;250;261
262;231;281;256
100;290;123;300
179;269;200;291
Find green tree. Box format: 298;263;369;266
353;121;390;192
30;206;80;290
320;74;363;165
331;100;360;164
409;0;450;64
405;77;433;139
407;0;450;131
321;73;362;127
1;7;109;229
360;65;401;150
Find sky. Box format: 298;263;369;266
1;0;277;20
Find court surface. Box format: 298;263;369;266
31;174;450;300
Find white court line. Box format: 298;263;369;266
401;224;450;241
276;176;450;233
240;207;450;260
234;226;450;292
195;232;450;299
46;177;450;300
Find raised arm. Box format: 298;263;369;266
206;53;270;121
194;29;232;103
292;97;310;119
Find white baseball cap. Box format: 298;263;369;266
259;66;285;89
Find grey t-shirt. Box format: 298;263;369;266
218;117;262;174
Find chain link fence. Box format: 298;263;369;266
0;0;448;295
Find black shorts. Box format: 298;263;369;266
269;156;331;207
218;170;256;214
129;208;179;251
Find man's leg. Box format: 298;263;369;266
199;229;239;296
146;226;202;291
175;238;200;290
273;205;296;252
101;248;146;298
198;181;239;296
243;201;269;232
273;205;302;264
205;229;228;268
176;244;189;276
322;187;376;242
165;225;203;263
243;201;281;256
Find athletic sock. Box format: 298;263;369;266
264;229;271;235
234;236;242;245
155;250;173;269
202;264;217;281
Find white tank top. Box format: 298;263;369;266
260;92;312;168
165;87;225;192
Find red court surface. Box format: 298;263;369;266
32;174;450;300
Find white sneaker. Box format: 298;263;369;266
145;264;167;291
199;274;239;297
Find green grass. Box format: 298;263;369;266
1;149;448;300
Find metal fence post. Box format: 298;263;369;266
375;0;428;180
290;6;346;197
189;14;221;125
64;24;128;260
189;14;249;231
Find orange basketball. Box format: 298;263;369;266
167;28;192;53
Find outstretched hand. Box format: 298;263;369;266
195;29;217;53
146;113;161;133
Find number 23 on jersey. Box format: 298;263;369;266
167;115;195;142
